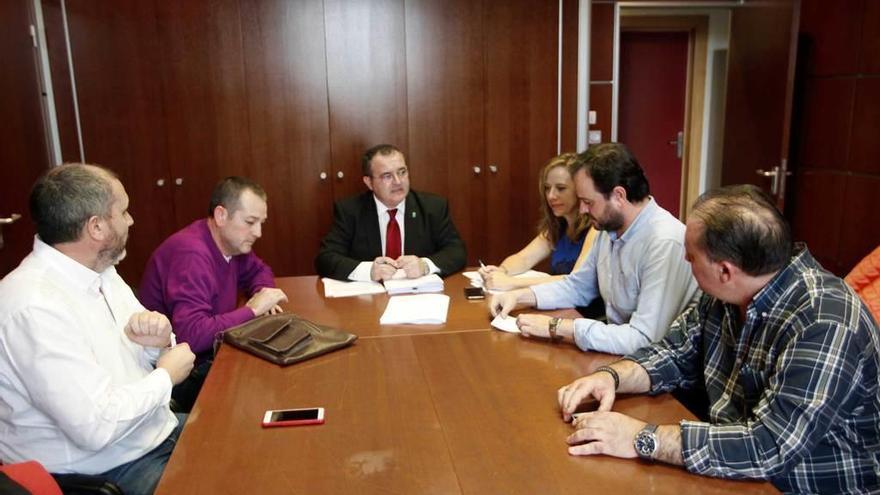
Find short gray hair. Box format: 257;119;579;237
29;163;118;245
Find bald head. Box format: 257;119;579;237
30;164;119;245
690;185;792;276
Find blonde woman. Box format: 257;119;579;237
479;154;597;290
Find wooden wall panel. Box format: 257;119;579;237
838;176;880;274
861;0;880;73
239;0;333;276
794;77;854;170
63;1;176;284
484;0;560;264
324;0;408;201
791;0;880;276
798;0;863;76
789;171;846;273
560;0;579;152
405;0;485;262
590;2;614;82
156;0;252;225
848;77;880;175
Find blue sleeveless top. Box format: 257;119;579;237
549;225;588;275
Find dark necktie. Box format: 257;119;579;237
385;208;401;260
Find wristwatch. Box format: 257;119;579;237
548;317;561;342
634;424;659;460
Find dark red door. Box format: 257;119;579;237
618;31;689;218
0;0;50;276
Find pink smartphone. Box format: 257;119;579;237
261;407;325;428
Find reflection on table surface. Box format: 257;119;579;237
156;275;777;494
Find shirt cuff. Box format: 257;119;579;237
679;419;712;474
149;367;175;401
572;318;598;351
422;257;440;275
348;262;374;282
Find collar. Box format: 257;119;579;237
372;195;406;216
32;236;113;295
609;197;658;243
747;243;811;316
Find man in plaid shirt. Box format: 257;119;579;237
557;185;879;493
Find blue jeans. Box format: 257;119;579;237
100;413;186;495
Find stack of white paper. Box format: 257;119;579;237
383;274;444;295
379;294;450;324
322;278;386;298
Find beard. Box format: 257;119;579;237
97;229;128;268
594;208;625;232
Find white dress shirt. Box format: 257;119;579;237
348;195;439;281
531;198;700;355
0;238;177;474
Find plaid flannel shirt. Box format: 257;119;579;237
627;246;880;493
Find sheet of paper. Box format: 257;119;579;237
463;270;552;293
322;278;386;298
379;294;450;325
490;314;520;333
384;274;444;295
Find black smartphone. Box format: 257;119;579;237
464;287;485;300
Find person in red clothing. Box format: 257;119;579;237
139;176;288;410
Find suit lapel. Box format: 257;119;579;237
403;192;423;254
361;193;383;258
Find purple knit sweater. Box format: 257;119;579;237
138;219;275;354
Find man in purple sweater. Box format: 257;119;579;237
139;177;288;408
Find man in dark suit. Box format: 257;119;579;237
316;144;466;281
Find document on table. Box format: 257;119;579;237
380;294;450;324
384;274;444;295
462;270;551;293
490;314;520;333
322;278;386;298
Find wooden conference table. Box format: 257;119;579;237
156;274;776;494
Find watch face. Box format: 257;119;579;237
635;431;657;457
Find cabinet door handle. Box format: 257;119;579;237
0;213;22;225
156;179;166;187
319;172;327;181
473;166;481;175
337;171;344;179
489;165;498;174
175;178;184;186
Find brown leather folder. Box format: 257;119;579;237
223;314;357;366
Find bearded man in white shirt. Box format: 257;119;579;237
0;164;195;495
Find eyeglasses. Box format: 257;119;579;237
373;168;408;183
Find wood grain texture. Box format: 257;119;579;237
324;0;409;201
156;275;779;494
484;0;560;264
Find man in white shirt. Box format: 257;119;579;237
314;144;466;282
0;164;195;495
490;144;699;355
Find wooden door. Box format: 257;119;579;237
155;0;252;226
239;0;333;276
0;0;50;276
484;0;560;265
619;31;689;219
54;1;176;284
324;0;409;202
405;0;486;264
721;0;800;210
